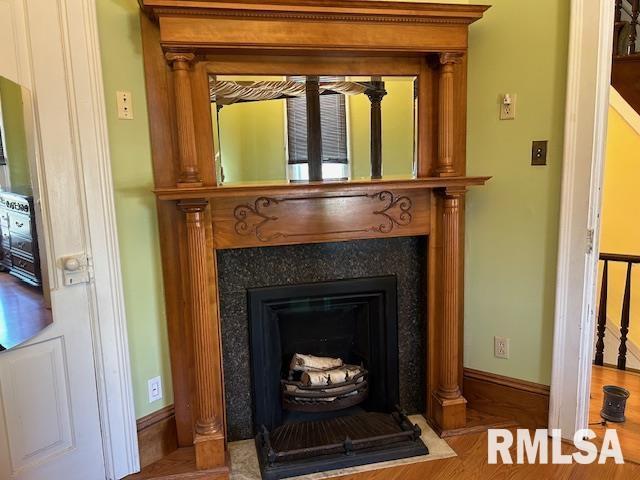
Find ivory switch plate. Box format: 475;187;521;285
116;90;133;120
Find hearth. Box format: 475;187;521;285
248;277;428;479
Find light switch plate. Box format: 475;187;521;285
116;90;133;120
531;140;548;166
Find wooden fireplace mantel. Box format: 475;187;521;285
139;1;489;477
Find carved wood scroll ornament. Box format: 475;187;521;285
233;191;412;242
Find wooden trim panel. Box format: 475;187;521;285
212;189;429;249
158;17;470;53
137;405;178;469
463;368;551;429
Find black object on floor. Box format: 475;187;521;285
255;407;428;480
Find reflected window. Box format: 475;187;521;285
286;76;349;181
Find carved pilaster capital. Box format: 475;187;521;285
444;186;467;199
439;52;464;66
178;199;209;221
437;186;466;201
165;52;196;70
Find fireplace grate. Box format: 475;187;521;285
256;407;428;480
281;366;369;413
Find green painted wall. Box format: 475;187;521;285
218;99;287;184
95;0;569;421
464;0;569;385
0;77;30;188
96;0;172;419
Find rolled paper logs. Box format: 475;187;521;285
290;353;343;372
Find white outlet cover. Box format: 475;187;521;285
148;376;162;403
494;336;510;359
499;93;516;120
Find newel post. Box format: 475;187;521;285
166;52;202;187
436;52;463;177
178;199;226;469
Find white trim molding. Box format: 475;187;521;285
58;0;140;477
549;0;614;440
610;86;640;135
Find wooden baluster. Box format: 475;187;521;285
617;262;633;370
594;260;608;366
616;0;623;23
365;79;387;179
179;200;226;469
166;53;202;187
433;187;467;431
628;0;639;55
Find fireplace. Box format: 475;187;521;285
142;2;490;475
245;275;427;479
249;276;399;430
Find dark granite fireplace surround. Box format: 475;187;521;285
217;236;426;441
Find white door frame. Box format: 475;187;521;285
76;0;140;476
1;0;139;477
549;0;614;439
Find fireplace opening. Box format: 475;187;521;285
248;276;428;479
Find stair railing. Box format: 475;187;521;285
594;252;640;370
629;0;639;54
616;0;640;55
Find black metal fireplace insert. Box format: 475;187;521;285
248;276;428;480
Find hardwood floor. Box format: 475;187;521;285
127;408;640;479
590;364;640;464
0;272;52;350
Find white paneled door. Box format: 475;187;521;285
0;0;138;479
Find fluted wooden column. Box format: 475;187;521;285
438;189;462;398
179;200;225;469
432;187;467;431
436;53;463;177
166;52;202;187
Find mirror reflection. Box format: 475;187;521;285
210;75;417;185
0;76;51;351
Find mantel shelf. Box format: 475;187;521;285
154;176;491;201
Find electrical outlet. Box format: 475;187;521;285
116;90;134;120
494;336;510;359
499;93;516;120
148;376;162;403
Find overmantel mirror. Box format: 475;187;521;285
140;1;490;478
0;76;52;351
211;74;417;185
